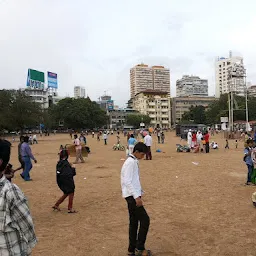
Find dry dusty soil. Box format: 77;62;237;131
7;132;256;256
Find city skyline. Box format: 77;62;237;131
1;0;256;106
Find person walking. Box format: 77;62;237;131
20;136;37;181
33;134;38;144
161;132;165;144
157;130;161;144
128;134;137;154
121;142;151;256
17;135;25;173
103;132;108;145
74;134;85;164
52;149;77;213
204;131;210;153
244;139;254;185
0;139;37;254
144;133;152;160
225;139;229;149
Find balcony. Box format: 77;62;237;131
162;120;169;124
151;120;156;124
147;108;155;112
148;102;155;106
161;108;168;112
161;114;169;118
149;114;156;118
161;102;168;107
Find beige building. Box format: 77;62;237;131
130;64;170;98
133;90;171;128
74;86;86;98
172;96;216;124
215;53;245;98
248;85;256;97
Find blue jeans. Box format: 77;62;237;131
247;164;254;183
22;157;32;181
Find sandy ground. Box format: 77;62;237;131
7;132;256;256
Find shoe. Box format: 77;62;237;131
24;179;33;181
20;174;25;180
135;249;152;256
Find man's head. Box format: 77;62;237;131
133;142;148;159
23;136;29;143
59;149;69;160
20;136;25;142
74;134;78;139
247;139;253;147
130;134;134;138
0;140;11;173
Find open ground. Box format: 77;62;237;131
8;132;256;256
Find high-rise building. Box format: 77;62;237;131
176;75;208;97
133;89;171;128
215;52;245;98
74;86;86;98
130;64;170;98
152;66;171;94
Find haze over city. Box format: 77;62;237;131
1;0;256;105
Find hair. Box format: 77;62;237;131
59;149;69;160
247;139;253;144
20;135;25;142
0;140;11;172
133;142;148;154
74;134;78;139
130;134;134;138
23;136;29;143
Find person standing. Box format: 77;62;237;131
20;136;37;181
97;132;101;142
225;139;229;149
157;130;161;144
244;139;254;185
196;131;202;149
187;129;192;148
121;142;151;256
204;131;210;153
128;134;137;154
144;133;152;160
103;132;108;145
0;139;37;254
161;132;165;144
17;135;25;173
74;134;85;164
52;149;77;213
92;131;95;138
33;134;38;144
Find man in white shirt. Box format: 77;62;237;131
121;142;151;256
74;134;85;164
187;129;192;148
144;133;152;160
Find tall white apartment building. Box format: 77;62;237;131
130;64;170;99
74;86;86;98
215;53;245;97
176;75;208;97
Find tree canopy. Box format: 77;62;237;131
181;94;256;125
49;97;108;129
126;114;151;128
0;90;42;132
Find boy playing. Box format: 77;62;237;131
121;142;151;256
225;139;229;149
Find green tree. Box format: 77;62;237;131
50;97;108;129
0;90;42;133
181;105;206;124
126;114;151;128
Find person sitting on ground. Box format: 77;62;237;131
52;149;77;213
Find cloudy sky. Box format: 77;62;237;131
1;0;256;106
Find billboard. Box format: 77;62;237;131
107;100;114;111
47;72;58;89
27;69;45;89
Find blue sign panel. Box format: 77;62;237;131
47;72;58;89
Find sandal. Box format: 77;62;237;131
52;206;61;211
68;209;78;213
135;249;152;256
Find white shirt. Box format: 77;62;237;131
103;134;108;140
74;138;81;150
121;155;142;199
33;135;37;140
144;135;152;146
187;132;192;140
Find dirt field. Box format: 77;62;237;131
7;132;256;256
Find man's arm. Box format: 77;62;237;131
7;186;37;249
122;161;140;199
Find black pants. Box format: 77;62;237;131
125;196;150;252
146;146;152;160
205;142;210;153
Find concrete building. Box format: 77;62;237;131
215;52;245;97
96;95;114;111
109;108;138;129
176;75;208;97
74;86;86;98
130;64;170;98
133;90;171;128
172;96;216;124
247;85;256;97
24;88;50;109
